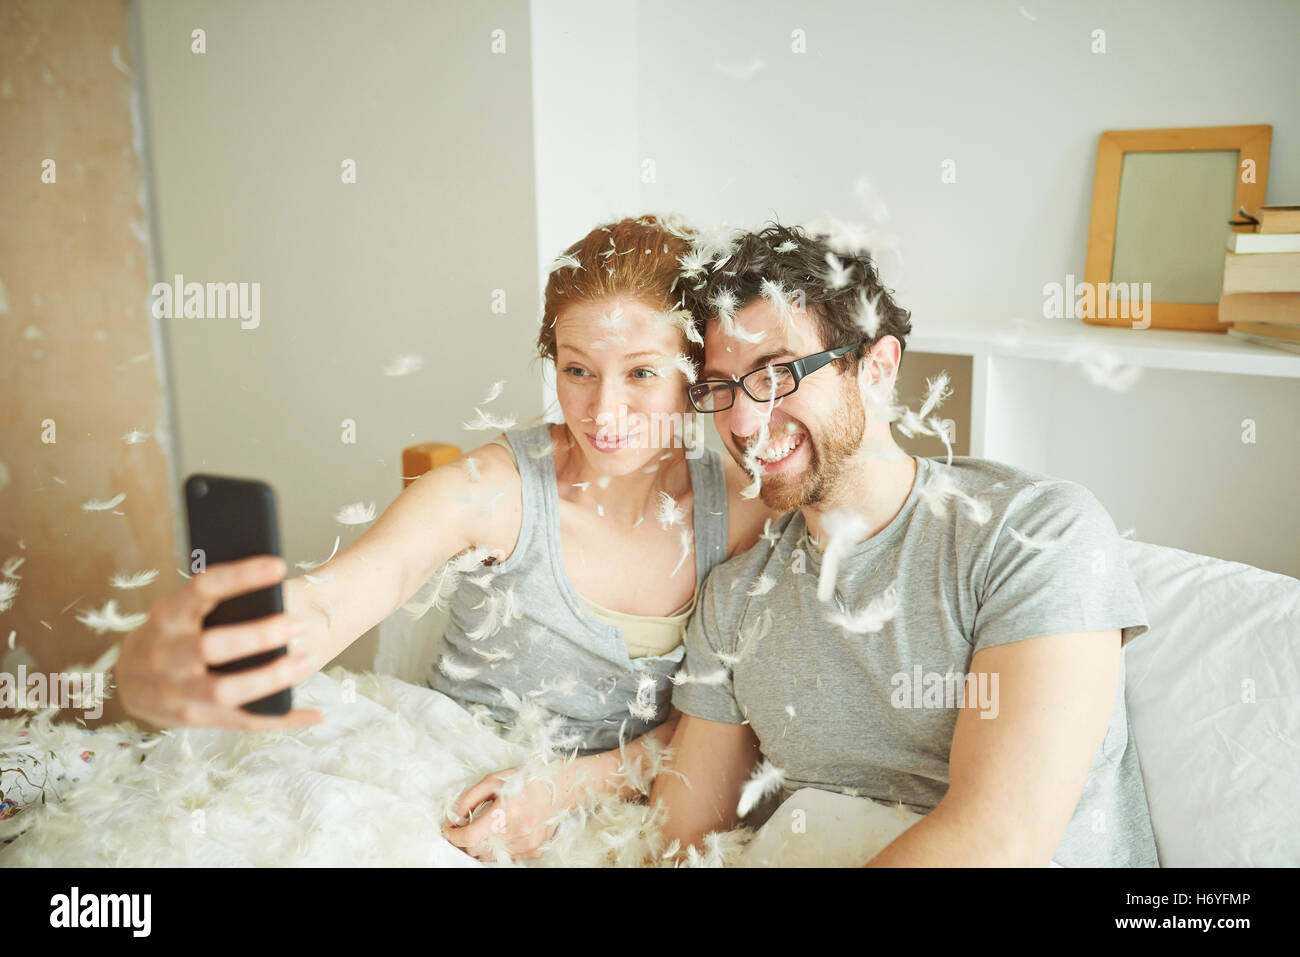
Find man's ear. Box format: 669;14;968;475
858;336;902;394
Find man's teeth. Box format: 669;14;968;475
755;433;805;463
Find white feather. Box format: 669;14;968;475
296;536;340;570
672;526;692;576
81;492;126;512
823;251;854;290
0;580;19;614
825;581;900;634
334;501;376;525
654;308;703;346
816;509;872;602
383;354;423;377
75;600;148;634
110;569;158;589
656;491;686;529
549;252;583;272
737;759;785;818
669;353;698;384
851;289;883;339
463;408;516;431
1008;527;1058;550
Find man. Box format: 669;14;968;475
650;223;1159;866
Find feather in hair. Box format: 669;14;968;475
712;287;766;344
759;278;795;329
823;251;854;290
851;289;884;339
549;252;583;273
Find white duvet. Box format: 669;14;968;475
0;667;763;867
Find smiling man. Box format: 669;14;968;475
650;223;1160;867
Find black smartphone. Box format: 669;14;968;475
183;473;291;715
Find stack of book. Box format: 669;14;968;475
1220;205;1300;354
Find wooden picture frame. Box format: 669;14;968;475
1084;124;1272;332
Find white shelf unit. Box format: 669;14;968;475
908;320;1300;580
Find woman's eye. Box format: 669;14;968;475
632;368;657;379
564;366;589;377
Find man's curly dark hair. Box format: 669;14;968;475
682;222;912;371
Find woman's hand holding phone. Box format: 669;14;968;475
117;555;325;731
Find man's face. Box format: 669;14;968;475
700;299;867;512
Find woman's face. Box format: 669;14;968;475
553;297;694;477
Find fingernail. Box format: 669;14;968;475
288;619;307;636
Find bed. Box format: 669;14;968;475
3;443;1296;866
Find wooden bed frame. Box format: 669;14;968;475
401;443;462;488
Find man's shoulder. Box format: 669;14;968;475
699;510;801;611
926;456;1106;522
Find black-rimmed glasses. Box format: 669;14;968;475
687;343;860;413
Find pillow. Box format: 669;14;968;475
1120;540;1300;866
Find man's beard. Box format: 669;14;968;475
756;376;866;513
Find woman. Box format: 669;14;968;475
115;214;781;863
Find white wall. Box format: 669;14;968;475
140;0;542;669
530;0;1300;575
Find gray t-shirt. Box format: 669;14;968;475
672;454;1160;867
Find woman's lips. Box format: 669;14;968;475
587;432;629;452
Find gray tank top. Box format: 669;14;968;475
428;423;731;755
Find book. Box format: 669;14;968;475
1221;251;1300;295
1255;206;1300;234
1218;292;1300;325
1232;320;1300;342
1227;231;1300;254
1226;329;1300;355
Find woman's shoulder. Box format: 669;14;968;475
717;451;788;557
